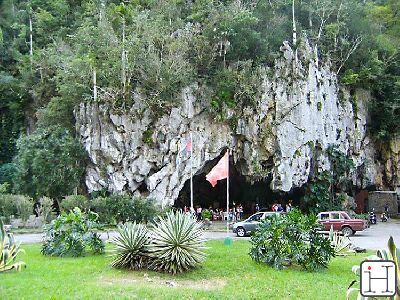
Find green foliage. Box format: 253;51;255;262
0;183;10;194
92;194;161;225
209;63;260;121
0;0;399;168
0;163;16;188
60;195;90;213
147;210;206;274
303;145;355;213
303;171;334;213
353;213;369;220
13;126;87;199
202;209;211;220
0;194;33;223
0;220;25;272
142;129;154;146
110;222;150;270
41;208;104;257
36;196;54;223
249;209;334;271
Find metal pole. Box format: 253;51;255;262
226;149;229;235
190;132;194;210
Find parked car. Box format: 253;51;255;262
232;211;282;237
317;211;369;236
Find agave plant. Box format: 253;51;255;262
347;236;400;300
110;222;150;270
0;220;25;272
147;211;206;274
328;225;355;256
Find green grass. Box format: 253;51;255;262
0;241;367;300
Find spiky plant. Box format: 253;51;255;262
110;222;150;270
147;211;206;274
0;220;25;272
328;226;354;256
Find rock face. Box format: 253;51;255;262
75;40;389;207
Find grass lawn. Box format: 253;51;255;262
0;240;366;300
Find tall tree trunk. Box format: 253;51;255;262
93;68;97;101
292;0;297;46
121;16;126;99
29;15;33;68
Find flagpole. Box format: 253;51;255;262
190;132;194;210
226;149;229;236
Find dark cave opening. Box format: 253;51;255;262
174;152;304;216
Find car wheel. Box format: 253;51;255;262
342;226;353;237
236;227;246;237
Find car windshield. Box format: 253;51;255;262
341;212;351;219
247;213;263;222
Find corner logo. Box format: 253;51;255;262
360;260;397;297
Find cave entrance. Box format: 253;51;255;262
174;152;304;216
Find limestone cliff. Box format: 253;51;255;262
75;40;392;206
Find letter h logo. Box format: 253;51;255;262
360;260;397;297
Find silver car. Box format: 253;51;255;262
232;211;282;237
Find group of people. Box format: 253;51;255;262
255;200;294;213
182;200;295;222
182;205;244;221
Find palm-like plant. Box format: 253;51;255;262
110;222;150;270
1;220;25;272
328;226;354;256
147;211;206;274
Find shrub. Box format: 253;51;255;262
110;222;150;270
92;194;132;224
0;194;33;223
92;194;161;225
249;209;335;271
0;163;16;188
147;211;206;274
60;195;90;212
41;207;104;257
202;209;211;220
0;220;25;272
0;183;10;194
36;196;55;223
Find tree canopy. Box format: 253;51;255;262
0;0;399;197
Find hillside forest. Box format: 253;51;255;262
0;0;399;200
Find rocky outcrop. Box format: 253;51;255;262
75;40;387;206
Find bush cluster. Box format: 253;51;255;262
41;208;104;257
60;194;162;225
0;194;33;223
249;209;334;271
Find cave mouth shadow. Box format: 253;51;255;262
174;155;304;215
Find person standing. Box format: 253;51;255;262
239;204;243;220
255;203;260;212
286;200;293;212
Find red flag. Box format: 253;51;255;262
185;138;192;151
206;151;229;187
